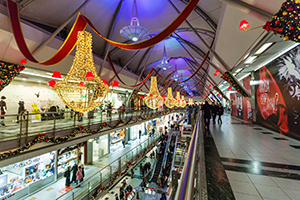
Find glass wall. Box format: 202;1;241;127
110;129;124;152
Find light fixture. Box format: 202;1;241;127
254;42;273;55
244;56;257;64
235;68;243;73
171;65;180;81
175;92;181;107
144;76;164;109
180;95;187;107
120;0;149;42
164;87;176;108
54;31;109;113
157;45;172;70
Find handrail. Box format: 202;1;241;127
174;112;201;200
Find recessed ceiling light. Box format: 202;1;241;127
254;42;273;55
244;56;257;64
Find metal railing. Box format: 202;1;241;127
0;107;184;152
56;132;161;200
174;111;205;200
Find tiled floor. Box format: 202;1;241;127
208;114;300;200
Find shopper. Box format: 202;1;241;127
160;193;167;200
71;163;78;184
201;101;212;130
0;96;7;126
122;140;125;148
115;193;119;200
139;130;142;139
131;168;134;179
211;102;218;124
80;164;85;182
120;187;124;200
64;166;71;187
217;104;224;124
76;166;83;185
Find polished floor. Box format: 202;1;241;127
205;114;300;200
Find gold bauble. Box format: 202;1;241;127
283;11;288;15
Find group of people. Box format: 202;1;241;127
64;163;85;187
117;182;133;200
139;162;151;178
201;101;224;129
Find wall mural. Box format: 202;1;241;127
254;45;300;137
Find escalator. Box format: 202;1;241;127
150;136;170;183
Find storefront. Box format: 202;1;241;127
92;134;109;162
57;143;85;178
110;129;125;152
0;152;56;200
130;123;144;140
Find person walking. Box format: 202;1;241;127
71;163;78;184
80;164;85;183
64;166;71;187
217;104;224;124
122;139;125;148
115;193;119;200
139;130;142;139
201;101;212;130
76;165;83;185
211;102;218;124
131;168;134;179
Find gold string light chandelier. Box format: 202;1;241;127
55;31;109;112
144;76;164;109
164;87;176;108
175;92;181;107
180;95;187;107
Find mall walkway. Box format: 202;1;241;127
205;114;300;200
22;134;155;200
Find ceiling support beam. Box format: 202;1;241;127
169;0;231;71
179;0;217;31
29;0;90;58
220;0;273;21
108;50;140;84
98;0;124;76
135;47;153;73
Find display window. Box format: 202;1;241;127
110;129;124;152
57;143;84;177
0;151;55;197
93;134;109;161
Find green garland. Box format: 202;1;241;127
0;110;174;161
221;72;250;97
0;61;25;92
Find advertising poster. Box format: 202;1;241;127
254;46;300;137
230;93;237;117
236;92;243;119
243;76;253;122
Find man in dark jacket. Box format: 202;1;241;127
64;166;71;187
211;102;218;124
217;104;224;124
71;163;78;184
201;101;211;129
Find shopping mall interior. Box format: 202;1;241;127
1;0;300;200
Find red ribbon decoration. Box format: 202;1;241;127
7;0;199;65
263;21;283;34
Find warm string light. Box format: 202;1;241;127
180;95;187;107
164;87;176;108
55;31;109;112
175;92;181;107
188;98;194;105
144;76;164;109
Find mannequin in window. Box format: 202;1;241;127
17;98;25;123
0;96;7;126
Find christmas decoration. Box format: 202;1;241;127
221;72;251;97
111;80;119;87
0;61;25;92
239;20;250;30
54;31;109;113
180;95;187;107
164;87;176;108
175;92;181;107
144;77;164;109
263;0;300;42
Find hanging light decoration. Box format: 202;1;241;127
180;95;187;107
120;0;149;42
171;65;180;81
144;76;164;109
188;98;194;105
239;20;250;30
174;92;181;107
157;45;172;70
164;87;176;108
55;31;109;113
